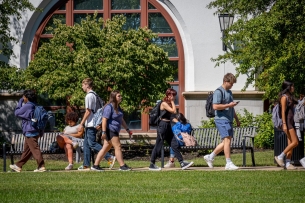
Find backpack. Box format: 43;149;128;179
272;95;288;129
89;92;104;113
93;104;113;128
294;99;305;123
149;100;165;126
29;102;49;131
181;132;197;146
205;88;224;118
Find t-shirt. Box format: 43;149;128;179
213;86;234;122
102;104;123;133
85;90;96;127
64;124;80;135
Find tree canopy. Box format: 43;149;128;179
17;15;173;111
207;0;305;100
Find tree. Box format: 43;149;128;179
17;14;173;111
207;0;305;100
0;0;36;89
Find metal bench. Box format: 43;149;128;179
162;127;257;167
2;132;84;172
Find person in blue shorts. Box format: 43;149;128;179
203;73;241;170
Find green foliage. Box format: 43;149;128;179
200;109;274;148
207;0;305;100
16;14;173;112
0;0;36;59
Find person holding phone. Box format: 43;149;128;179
203;73;241;170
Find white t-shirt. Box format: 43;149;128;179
85;90;96;127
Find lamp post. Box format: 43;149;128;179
218;14;234;51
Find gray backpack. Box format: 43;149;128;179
294;99;305;123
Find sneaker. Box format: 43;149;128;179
225;162;239;170
149;163;162;171
300;157;305;168
204;155;214;168
119;164;132;171
34;167;47;172
78;165;91;171
286;164;297;170
274;156;285;167
164;161;175;168
108;156;116;170
91;165;104;171
180;161;194;170
72;141;79;149
65;164;73;170
9;164;21;172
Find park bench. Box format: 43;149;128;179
2;132;84;172
162;127;257;167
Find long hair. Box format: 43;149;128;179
108;90;120;113
278;80;296;104
176;113;187;125
162;88;177;107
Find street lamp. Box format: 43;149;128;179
218;14;234;51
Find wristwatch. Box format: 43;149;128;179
102;131;106;134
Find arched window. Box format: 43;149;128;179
32;0;184;133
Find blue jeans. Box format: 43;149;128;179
83;127;112;167
170;135;184;158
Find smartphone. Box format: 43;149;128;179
235;101;240;104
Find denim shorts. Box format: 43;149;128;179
215;119;234;139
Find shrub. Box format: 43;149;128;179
200;109;274;149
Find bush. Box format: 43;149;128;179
200;109;274;149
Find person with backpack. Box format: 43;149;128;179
77;78;116;171
10;90;46;172
56;112;84;170
91;90;132;171
203;73;241;170
164;113;193;168
149;88;193;171
274;81;299;170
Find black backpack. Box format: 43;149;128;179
149;100;165;126
205;88;224;118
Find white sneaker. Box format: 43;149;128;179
204;155;214;168
300;157;305;168
10;164;21;172
108;156;116;170
65;164;73;170
164;161;175;168
225;162;239;170
34;167;47;172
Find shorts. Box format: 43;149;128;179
215;119;234;139
105;128;119;141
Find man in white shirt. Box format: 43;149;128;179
78;78;115;171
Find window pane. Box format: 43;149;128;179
111;13;140;30
58;3;66;10
74;13;103;25
171;85;179;105
74;0;103;10
170;61;178;81
151;37;178;57
148;3;156;10
111;0;140;10
38;38;51;49
42;14;66;34
123;110;142;130
149;13;172;33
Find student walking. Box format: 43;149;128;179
203;73;241;170
56;112;84;170
92;90;132;171
164;113;192;168
10;90;46;172
274;81;299;169
149;88;193;171
77;78;115;171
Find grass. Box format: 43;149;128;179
0;150;304;203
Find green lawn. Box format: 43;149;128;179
1;150;304;203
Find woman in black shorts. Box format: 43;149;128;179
149;88;193;171
274;81;299;169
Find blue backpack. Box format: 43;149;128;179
29;102;49;131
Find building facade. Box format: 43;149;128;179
0;0;264;136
